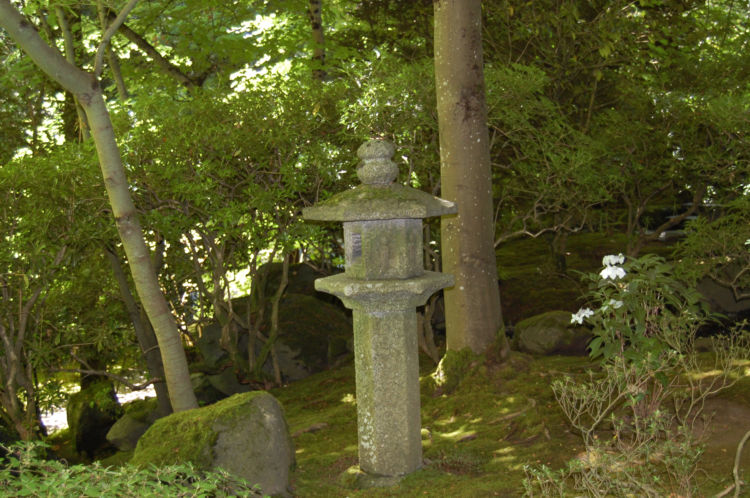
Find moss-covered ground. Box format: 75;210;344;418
272;350;750;497
44;233;748;496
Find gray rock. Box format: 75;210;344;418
190;372;226;405
106;397;160;451
195;323;228;370
207;367;252;397
513;310;592;355
697;276;750;315
106;413;149;451
132;391;294;497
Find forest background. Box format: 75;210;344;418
0;0;749;494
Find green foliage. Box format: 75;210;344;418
0;441;264;497
575;253;708;364
525;253;750;496
525;329;749;497
676;195;750;298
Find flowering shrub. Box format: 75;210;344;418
524;253;749;497
571;253;709;364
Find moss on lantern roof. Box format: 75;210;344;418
303;183;456;222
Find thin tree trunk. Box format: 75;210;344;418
55;5;89;141
254;256;289;383
102;10;198;87
106;246;172;416
96;0;129;100
434;0;509;356
0;2;198;412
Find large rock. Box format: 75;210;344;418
132;391;294;497
252;262;337;305
207;366;252;397
66;379;123;459
272;293;351;376
190;372;227;405
512;310;592;355
196;293;352;384
194;323;227;371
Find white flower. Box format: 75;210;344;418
745;239;750;246
571;307;595;324
602;253;625;267
602;299;624;311
600;265;626;280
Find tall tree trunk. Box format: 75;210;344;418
434;0;509;356
307;0;326;81
0;2;198;412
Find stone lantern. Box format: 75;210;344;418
303;139;456;484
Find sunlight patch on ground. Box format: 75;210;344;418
340;393;356;404
437;427;476;441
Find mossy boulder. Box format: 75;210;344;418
66;379;123;459
512;310;592;355
132;391;294;497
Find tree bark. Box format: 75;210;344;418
308;0;326;81
434;0;509;356
0;1;198;412
55;5;89;141
106;246;172;417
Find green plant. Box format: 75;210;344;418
572;253;709;364
0;441;266;497
524;254;750;497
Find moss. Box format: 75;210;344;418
122;397;158;423
430;348;481;395
131;391;269;469
263;348;750;496
98;449;133;467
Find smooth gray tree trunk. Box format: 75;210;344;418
434;0;509;356
0;1;198;412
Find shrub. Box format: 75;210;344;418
524;254;749;497
0;441;265;497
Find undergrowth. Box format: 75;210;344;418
0;441;265;497
524;254;750;497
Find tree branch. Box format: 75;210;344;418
94;0;140;78
103;11;198;87
0;1;94;97
50;367;160;391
